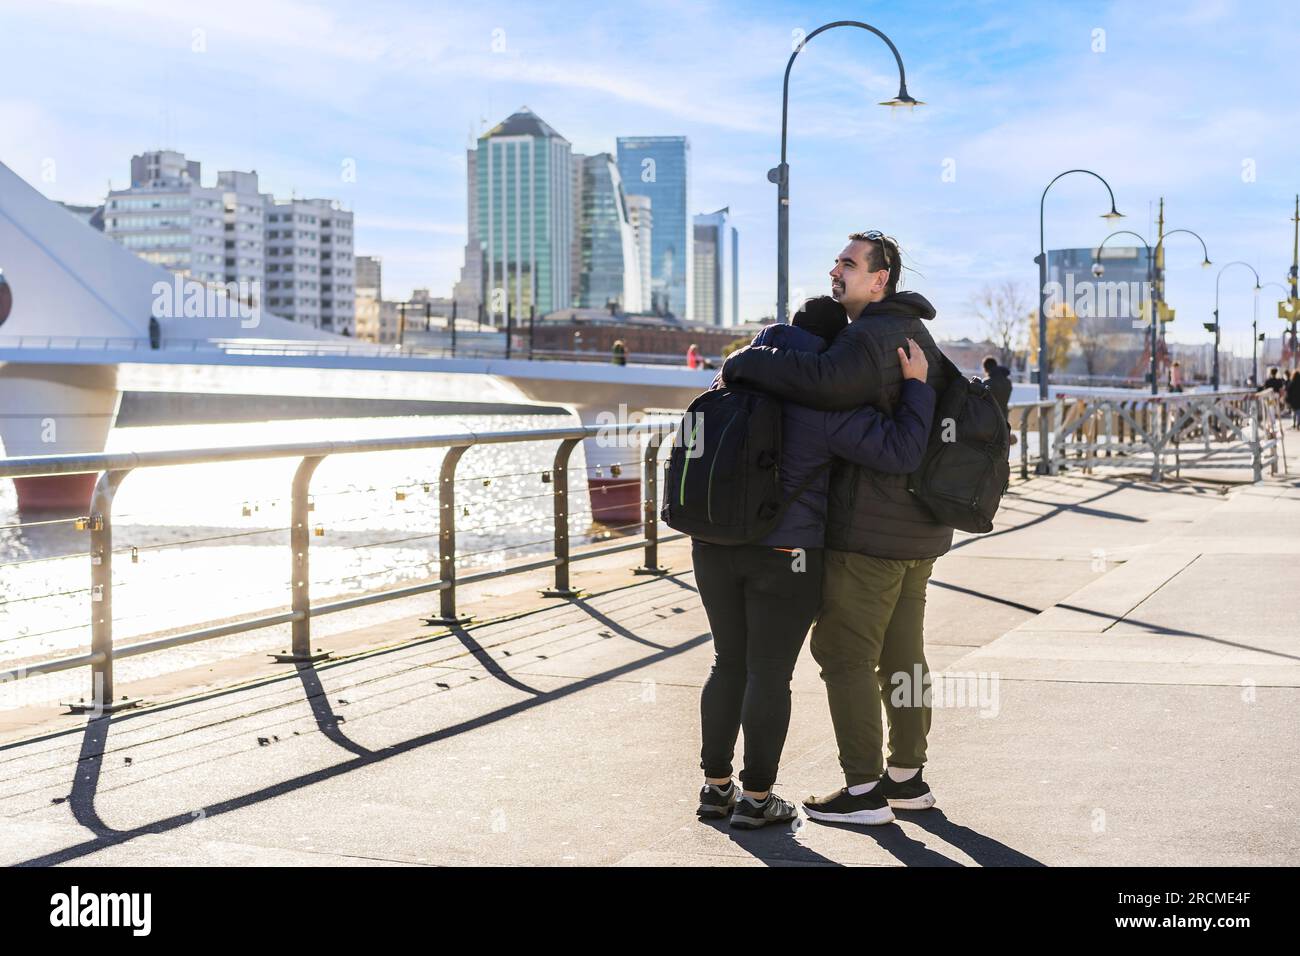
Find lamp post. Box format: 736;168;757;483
1093;226;1209;394
1259;282;1294;384
1210;262;1260;392
769;20;921;324
1035;170;1123;472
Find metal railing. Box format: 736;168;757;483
1048;388;1285;481
0;335;718;367
1008;400;1058;479
0;421;680;712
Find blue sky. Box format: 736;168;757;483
3;0;1298;351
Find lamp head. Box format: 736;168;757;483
1201;259;1212;269
1102;207;1124;221
879;87;924;109
1091;262;1105;278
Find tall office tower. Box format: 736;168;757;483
264;197;355;334
692;207;738;327
616;136;690;319
105;149;226;284
574;153;643;314
570;152;586;308
625;194;653;315
354;254;382;342
452;148;483;317
475;107;574;324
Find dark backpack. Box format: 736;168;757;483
661;386;826;545
907;355;1010;534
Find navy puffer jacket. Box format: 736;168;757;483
744;323;936;549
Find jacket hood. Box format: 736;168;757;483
857;291;937;321
752;322;827;354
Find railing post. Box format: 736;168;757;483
1019;409;1030;481
1036;397;1051;475
1151;400;1166;481
1047;401;1061;475
540;436;583;598
1250;398;1264;482
424;444;473;626
66;470;138;715
635;426;670;575
274;456;330;663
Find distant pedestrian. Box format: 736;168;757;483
1260;366;1287;395
611;339;627;366
982;355;1016;446
687;343;702;369
1168;360;1184;393
1286;369;1300;429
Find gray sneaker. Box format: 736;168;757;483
697;782;737;818
730;791;798;829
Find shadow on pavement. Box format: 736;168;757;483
696;816;845;867
16;632;712;867
898;808;1046;866
293;663;375;758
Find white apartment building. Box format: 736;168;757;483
264;197;355;334
105;149;226;284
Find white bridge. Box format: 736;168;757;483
0;160;712;515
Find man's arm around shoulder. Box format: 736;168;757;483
720;322;881;410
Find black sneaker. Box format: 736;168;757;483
729;792;798;829
697;782;737;818
802;785;895;826
877;768;936;810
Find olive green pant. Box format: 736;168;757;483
810;550;935;786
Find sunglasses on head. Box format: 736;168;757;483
861;230;894;273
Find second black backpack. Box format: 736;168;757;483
907;355;1011;534
661;386;817;545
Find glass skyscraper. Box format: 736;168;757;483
693;207;738;327
576;153;642;313
476;108;574;323
616;136;690;319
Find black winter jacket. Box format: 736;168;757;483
721;292;954;560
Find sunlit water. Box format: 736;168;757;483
0;411;650;687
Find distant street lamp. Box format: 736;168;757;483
770;20;921;323
1094;226;1210;395
1035;169;1123;472
1258;281;1294;384
1210;262;1260;392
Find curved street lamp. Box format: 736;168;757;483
1033;170;1122;472
1093;226;1210;394
769;20;921;323
1211;261;1261;391
1257;281;1294;385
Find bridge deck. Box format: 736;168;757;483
2;435;1298;867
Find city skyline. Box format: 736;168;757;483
3;0;1299;353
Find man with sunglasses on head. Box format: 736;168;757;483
720;232;952;825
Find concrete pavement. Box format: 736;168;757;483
1;438;1297;866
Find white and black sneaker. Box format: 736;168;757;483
730;792;798;830
697;781;738;818
877;768;936;810
802;785;895;826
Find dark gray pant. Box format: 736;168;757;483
693;541;823;792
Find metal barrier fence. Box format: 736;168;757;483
0;392;1284;714
1048;388;1286;481
0;421;679;713
0;335;716;366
